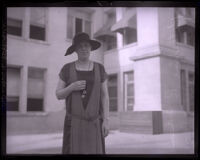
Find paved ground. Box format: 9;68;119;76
6;130;194;154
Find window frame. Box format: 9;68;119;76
175;27;194;47
7;96;20;111
7;65;21;112
124;71;134;111
174;8;195;47
122;8;137;46
27;67;46;112
180;69;187;111
7;8;26;38
122;28;137;46
188;71;194;112
180;68;194;115
7;7;49;43
7;65;47;115
104;36;117;51
104;10;117;51
108;74;118;112
29;7;48;42
6;65;21;113
67;8;92;40
7;17;23;37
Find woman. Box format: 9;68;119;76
56;32;109;154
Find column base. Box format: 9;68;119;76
119;110;192;134
162;110;192;133
119;111;163;134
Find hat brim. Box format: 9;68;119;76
65;40;101;56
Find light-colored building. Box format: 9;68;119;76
7;7;195;135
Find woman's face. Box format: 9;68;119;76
75;41;91;61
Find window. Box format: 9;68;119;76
104;12;117;51
7;66;46;113
176;28;185;43
122;9;137;45
124;71;134;111
175;8;195;46
67;8;92;39
7;7;25;37
188;72;194;112
176;27;194;46
123;28;137;45
112;8;137;46
27;67;45;111
7;18;23;36
180;69;194;113
29;7;46;41
7;67;21;111
108;75;118;111
7;7;48;42
187;28;195;46
67;14;73;39
75;18;83;34
105;36;117;51
180;69;187;111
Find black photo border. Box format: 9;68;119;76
1;0;199;160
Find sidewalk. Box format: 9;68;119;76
6;130;194;154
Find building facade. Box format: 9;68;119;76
6;7;195;135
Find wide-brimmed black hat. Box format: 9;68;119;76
65;32;101;56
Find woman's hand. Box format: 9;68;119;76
70;80;86;91
102;119;109;137
100;80;109;138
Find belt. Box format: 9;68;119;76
67;112;101;123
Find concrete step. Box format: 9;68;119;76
119;111;153;134
120;111;152;121
120;120;152;126
120;125;152;134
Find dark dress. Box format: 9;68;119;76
59;61;107;154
